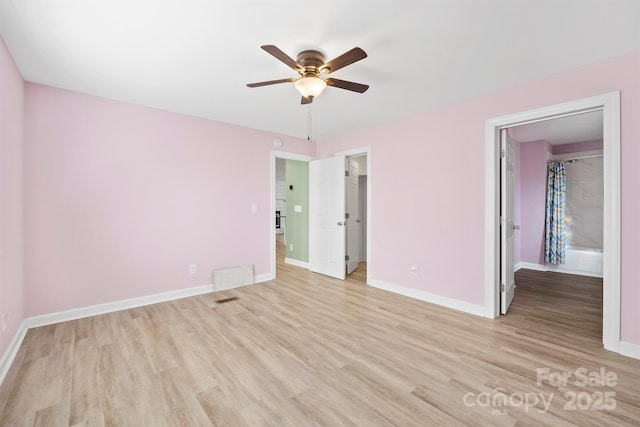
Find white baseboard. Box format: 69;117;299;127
368;279;485;317
26;284;215;329
254;273;272;283
619;341;640;360
546;266;603;278
516;262;547;272
284;258;310;269
27;271;274;329
515;262;603;278
0;320;28;386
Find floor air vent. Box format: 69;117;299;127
215;296;239;304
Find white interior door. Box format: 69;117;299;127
346;159;359;274
500;129;516;314
309;156;346;279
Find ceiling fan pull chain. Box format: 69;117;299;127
307;104;312;142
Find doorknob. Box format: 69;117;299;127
513;225;521;230
337;221;344;226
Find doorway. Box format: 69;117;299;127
512;111;604;278
308;146;371;283
484;91;621;353
346;154;367;281
500;113;605;344
270;147;371;285
337;146;372;286
270;151;313;279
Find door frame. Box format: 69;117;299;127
336;146;372;284
484;91;621;352
270;150;314;280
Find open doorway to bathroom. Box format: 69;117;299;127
511;110;604;278
485;91;620;353
508;110;604;344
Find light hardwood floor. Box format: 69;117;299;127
1;245;639;426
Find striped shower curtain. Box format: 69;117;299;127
545;161;566;264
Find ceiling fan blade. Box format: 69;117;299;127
247;78;296;88
301;96;313;105
261;45;301;72
321;47;367;74
326;78;369;93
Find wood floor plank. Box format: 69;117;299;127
0;357;45;426
1;242;639;426
196;386;250;427
33;403;71;427
69;338;103;426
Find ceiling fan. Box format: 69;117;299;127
247;45;369;104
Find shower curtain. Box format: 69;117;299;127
545;161;566;264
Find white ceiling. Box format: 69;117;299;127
1;0;638;141
510;110;604;145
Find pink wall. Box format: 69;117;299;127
24;84;313;316
0;37;25;358
519;140;551;265
320;51;640;345
552;139;603;154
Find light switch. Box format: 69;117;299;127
294;205;302;213
251;203;257;213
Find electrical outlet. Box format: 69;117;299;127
1;313;9;333
189;264;197;275
410;265;418;277
289;243;293;251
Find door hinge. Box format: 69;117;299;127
500;283;506;292
345;255;350;261
345;170;350;177
345;212;350;219
500;149;506;158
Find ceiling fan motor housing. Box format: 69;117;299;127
296;50;326;76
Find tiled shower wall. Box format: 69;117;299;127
565;156;603;249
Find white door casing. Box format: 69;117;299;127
309;155;346;280
500;130;516;314
346;159;359;274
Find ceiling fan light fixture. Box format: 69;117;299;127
295;76;327;99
